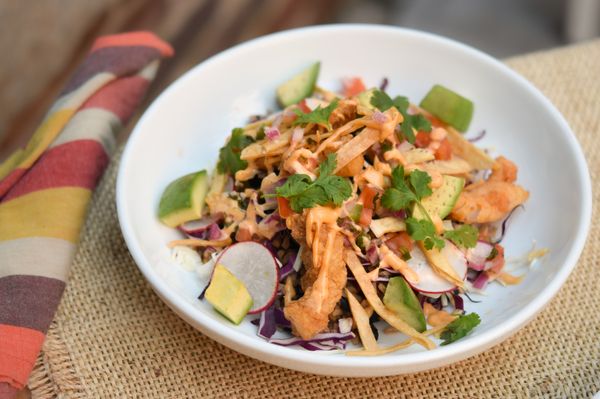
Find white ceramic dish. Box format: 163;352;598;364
116;24;592;377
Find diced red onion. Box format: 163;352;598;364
473;272;489;289
466;241;494;271
366;242;379;265
265;126;281;141
373;111;387;124
292;127;304;143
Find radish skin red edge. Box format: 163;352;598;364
216;241;280;314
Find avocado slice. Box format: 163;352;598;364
357;88;377;109
158;170;209;227
276;62;320;107
420;85;474;132
383;277;426;332
412;175;465;220
205;263;253;325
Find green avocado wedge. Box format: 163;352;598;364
412;175;465;220
383;277;426;332
276;62;320;107
357;88;377;109
205;263;253;325
420;84;474;132
158;170;208;227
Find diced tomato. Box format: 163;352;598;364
385;231;413;253
488;244;505;272
435;138;452;160
342;77;366;97
358;207;373;227
277;197;293;218
414;131;431;148
359;185;378;209
297;99;311;114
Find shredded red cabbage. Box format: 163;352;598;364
493;205;525;244
179;216;221;238
452;293;464;311
268;332;355;351
379;77;389;91
468;129;487;142
279;250;297;281
473;272;489;289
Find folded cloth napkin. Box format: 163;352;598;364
0;31;173;397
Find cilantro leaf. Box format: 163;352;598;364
381;188;414;211
276;174;312;198
316;151;336;177
412;114;432;132
409;169;433;200
443;225;479;249
217;128;253;175
381;166;416;211
293;99;339;129
405;217;445;250
369;90;431;144
393;96;410;113
275;153;352;212
440;313;481;346
370;90;394;111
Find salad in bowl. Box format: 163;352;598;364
156;62;545;356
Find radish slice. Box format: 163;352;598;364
407;242;467;294
466;241;494;271
216;241;279;314
179;216;219;238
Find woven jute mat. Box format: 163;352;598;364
28;40;600;398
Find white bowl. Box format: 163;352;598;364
116;24;592;377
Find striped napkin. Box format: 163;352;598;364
0;31;172;397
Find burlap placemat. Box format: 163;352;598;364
28;40;599;399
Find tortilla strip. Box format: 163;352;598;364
346;289;379;351
445;126;494;170
334;128;380;173
241;130;292;160
348;324;449;356
427;156;473;175
344;250;435;349
403;148;435;165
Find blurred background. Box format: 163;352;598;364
1;0;598;159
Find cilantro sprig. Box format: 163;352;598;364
370;90;431;144
217;128;253;175
443;224;479;249
293;99;339;130
275;153;352;212
440;312;481;345
381;166;443;250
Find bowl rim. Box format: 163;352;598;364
116;23;592;374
